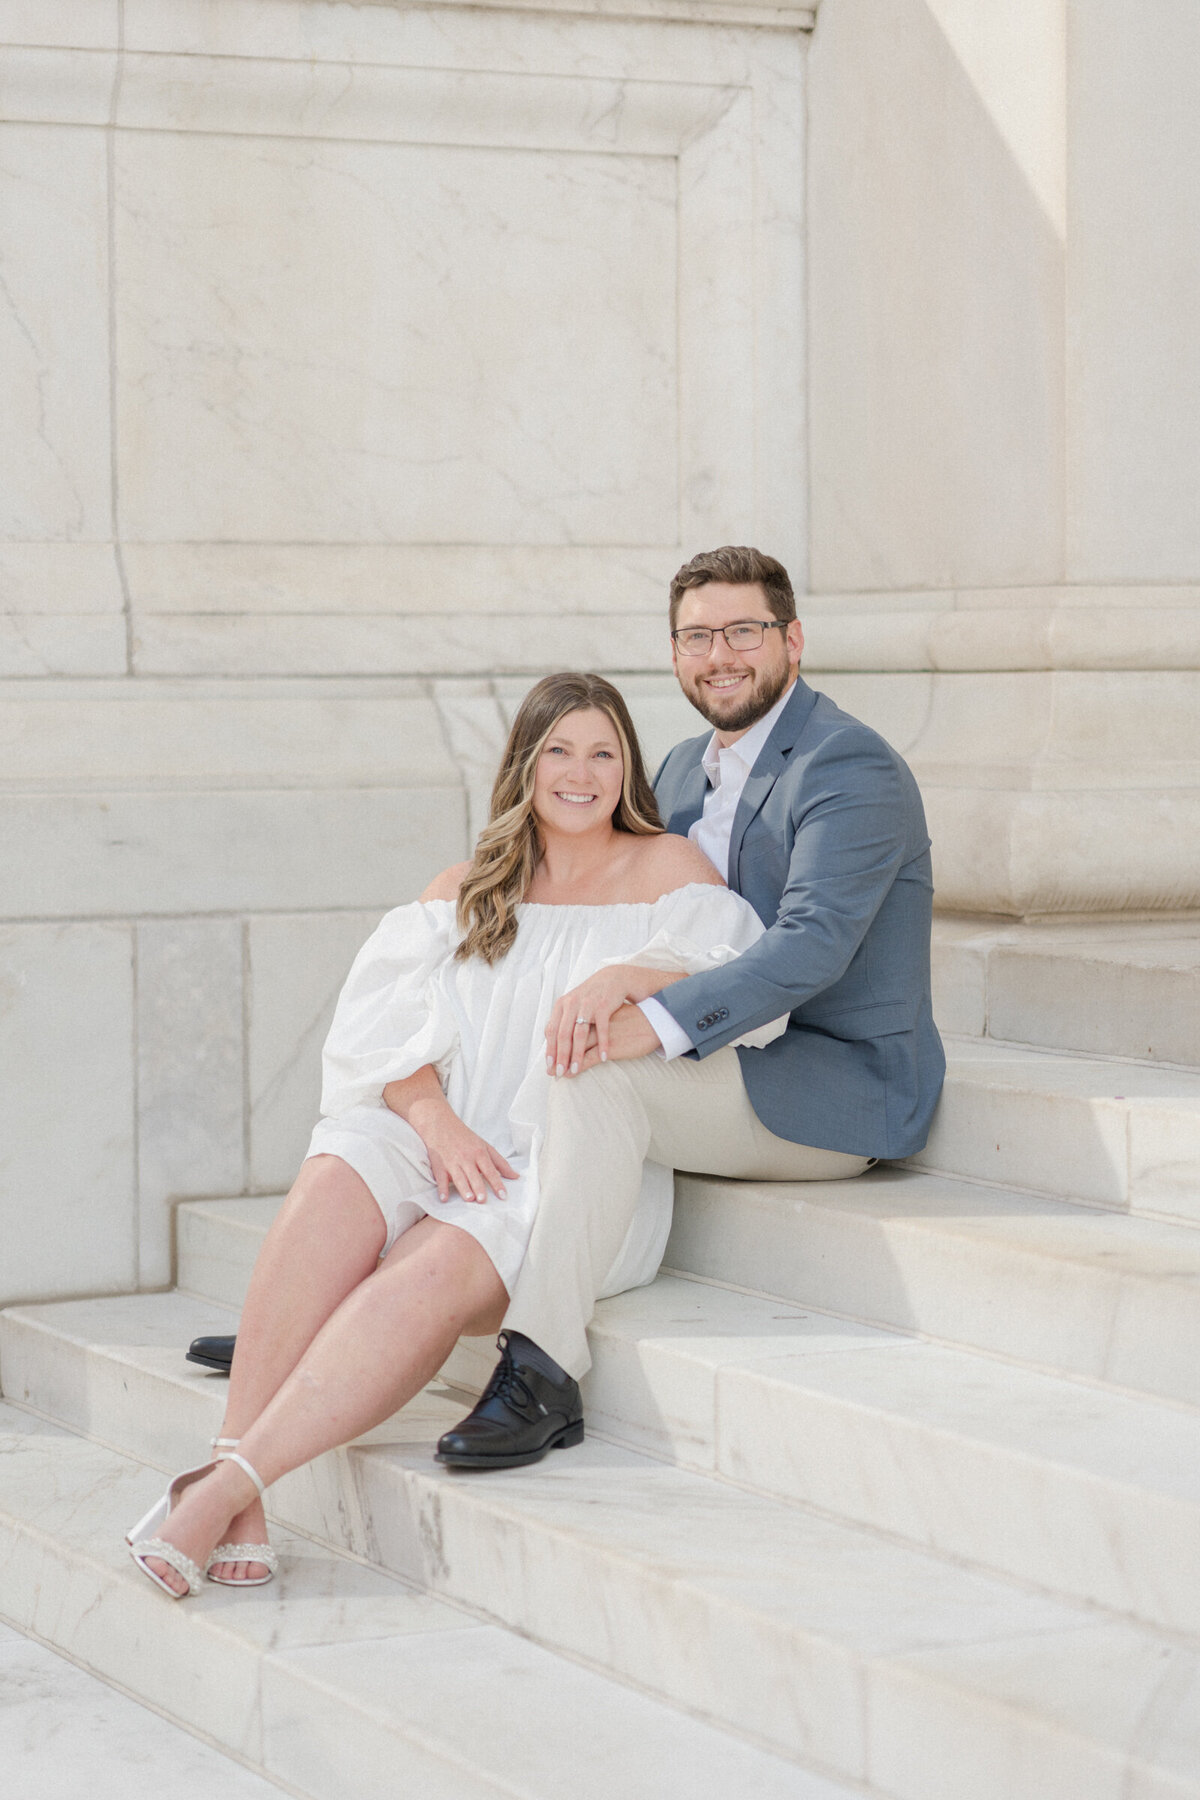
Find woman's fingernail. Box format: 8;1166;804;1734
600;1052;607;1062
570;1061;579;1074
555;1063;564;1076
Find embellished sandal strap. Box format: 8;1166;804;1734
209;1541;278;1573
215;1449;267;1499
131;1537;205;1596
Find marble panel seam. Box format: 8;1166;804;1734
240;917;252;1201
105;13;132;678
944;1030;1200;1079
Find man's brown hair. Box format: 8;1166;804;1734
668;546;796;631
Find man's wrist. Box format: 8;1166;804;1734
636;996;692;1061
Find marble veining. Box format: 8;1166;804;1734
0;125;111;541
116;134;678;548
0;1626;287;1800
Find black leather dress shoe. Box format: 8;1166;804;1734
186;1333;236;1373
436;1333;583;1470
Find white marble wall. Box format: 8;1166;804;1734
804;0;1200;915
1068;0;1200;581
1;0;806;683
808;0;1066;593
809;0;1200;590
0;0;806;1305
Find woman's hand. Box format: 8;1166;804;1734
416;1105;518;1204
545;964;682;1076
383;1068;517;1203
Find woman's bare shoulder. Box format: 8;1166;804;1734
420;861;472;903
640;831;726;892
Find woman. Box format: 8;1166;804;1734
127;672;781;1598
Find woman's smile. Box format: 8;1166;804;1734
532;707;625;832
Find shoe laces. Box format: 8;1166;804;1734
482;1339;544;1419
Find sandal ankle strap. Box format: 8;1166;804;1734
215;1449;267;1500
210;1436;240;1450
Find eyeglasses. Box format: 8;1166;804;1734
671;619;789;657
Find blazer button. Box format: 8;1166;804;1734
717;1008;729;1021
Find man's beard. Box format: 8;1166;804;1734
684;655;793;732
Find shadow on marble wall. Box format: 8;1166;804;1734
808;0;1065;594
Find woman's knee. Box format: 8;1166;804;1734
292;1153;368;1205
385;1219;506;1317
279;1156;386;1252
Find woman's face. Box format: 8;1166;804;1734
531;706;625;836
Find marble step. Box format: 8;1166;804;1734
177;1194;283;1313
921;1037;1200;1224
178;1174;1200;1412
0;1402;835;1800
1;1334;1197;1800
7;1286;1200;1639
932;917;1200;1067
0;1619;291;1800
668;1165;1200;1409
582;1280;1200;1637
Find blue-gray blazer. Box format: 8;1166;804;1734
653;677;944;1159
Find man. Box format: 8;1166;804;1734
432;545;944;1466
190;546;945;1466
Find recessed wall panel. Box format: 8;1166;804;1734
115;133;678;546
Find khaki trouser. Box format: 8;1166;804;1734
503;1046;869;1378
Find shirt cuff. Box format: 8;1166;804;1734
636;997;694;1061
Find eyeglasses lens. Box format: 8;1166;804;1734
675;622;768;656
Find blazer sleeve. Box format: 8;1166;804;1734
652;729;909;1057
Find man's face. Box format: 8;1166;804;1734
671;581;804;738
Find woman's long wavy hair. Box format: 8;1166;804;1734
456;672;663;964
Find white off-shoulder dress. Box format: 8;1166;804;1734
306;881;782;1297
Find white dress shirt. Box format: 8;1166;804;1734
637;682;796;1059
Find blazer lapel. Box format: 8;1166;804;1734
665;757;710;838
727;679;818;885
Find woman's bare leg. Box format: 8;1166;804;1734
196;1154;387;1583
223;1153;389;1429
146;1217;507;1593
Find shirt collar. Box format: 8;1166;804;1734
700;679;796;788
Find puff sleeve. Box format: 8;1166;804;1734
319;902;460;1116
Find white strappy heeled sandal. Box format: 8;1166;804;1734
205;1437;278;1588
125;1440;276;1598
125;1459;217;1599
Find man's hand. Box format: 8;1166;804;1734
554;1001;662;1077
545;964;681;1075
